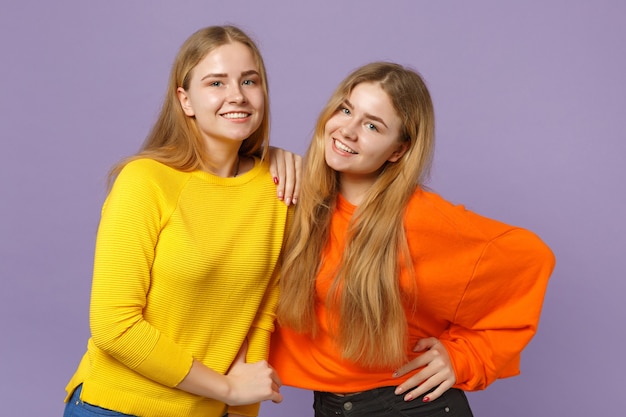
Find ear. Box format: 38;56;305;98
387;142;409;163
177;87;195;117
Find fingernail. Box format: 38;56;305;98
278;192;284;200
285;198;291;206
273;177;279;185
292;197;298;205
392;371;398;378
405;394;413;401
394;387;402;395
422;396;430;403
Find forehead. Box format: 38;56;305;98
347;82;399;122
195;42;258;74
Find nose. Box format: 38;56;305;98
340;120;358;140
228;83;246;103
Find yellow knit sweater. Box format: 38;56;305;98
65;157;289;417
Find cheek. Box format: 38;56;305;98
195;92;221;111
324;116;341;135
249;90;266;112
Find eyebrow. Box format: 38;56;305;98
344;99;388;128
200;69;260;82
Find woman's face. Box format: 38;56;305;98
324;82;406;184
177;42;265;149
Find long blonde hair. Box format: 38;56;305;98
108;25;270;183
277;62;435;368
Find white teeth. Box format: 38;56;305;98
222;112;249;119
334;139;357;154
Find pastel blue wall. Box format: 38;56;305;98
1;1;624;415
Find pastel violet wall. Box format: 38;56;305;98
1;1;624;416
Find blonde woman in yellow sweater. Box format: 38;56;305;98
63;26;299;417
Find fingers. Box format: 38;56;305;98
270;378;284;404
266;363;283;403
416;379;454;403
393;355;428;378
277;151;301;206
270;389;284;404
280;151;295;206
394;365;429;395
267;147;302;206
404;375;454;403
226;360;284;405
268;147;286;201
292;154;301;205
401;370;445;402
412;336;438;352
261;363;283;404
394;337;456;402
271;366;283;387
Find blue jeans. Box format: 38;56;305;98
314;386;474;417
64;385;136;417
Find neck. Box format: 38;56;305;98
232;155;240;177
203;154;241;178
338;174;377;206
200;138;243;177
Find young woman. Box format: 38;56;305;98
271;62;555;416
63;25;301;417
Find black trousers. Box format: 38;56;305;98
313;386;474;417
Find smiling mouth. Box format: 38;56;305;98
334;139;357;154
221;112;251;119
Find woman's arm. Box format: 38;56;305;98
394;229;555;401
177;341;283;406
90;162;193;386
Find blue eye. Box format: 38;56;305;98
210;81;223;87
242;79;255;86
366;123;378;131
341;107;351;116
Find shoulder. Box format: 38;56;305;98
110;158;191;203
249;156;272;179
118;158;185;180
484;227;555;270
405;188;554;262
406;189;508;235
117;158;189;186
240;157;277;194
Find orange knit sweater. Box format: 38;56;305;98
270;189;555;393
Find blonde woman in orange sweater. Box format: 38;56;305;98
271;62;555;417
